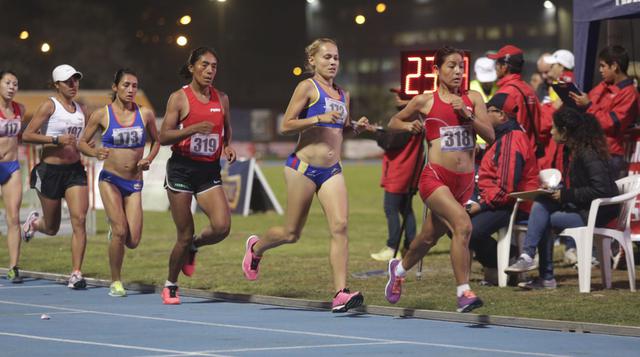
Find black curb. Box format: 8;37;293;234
3;268;640;338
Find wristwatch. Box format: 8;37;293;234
52;136;59;145
465;203;473;215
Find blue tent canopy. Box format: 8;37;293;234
573;0;640;91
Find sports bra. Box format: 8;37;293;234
423;91;475;152
101;104;146;148
299;78;347;129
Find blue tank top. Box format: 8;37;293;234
101;104;146;148
299;79;347;129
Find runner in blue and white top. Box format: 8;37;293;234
22;64;90;290
242;38;375;314
0;70;27;284
79;68;160;297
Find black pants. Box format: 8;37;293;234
384;191;416;250
469;208;526;268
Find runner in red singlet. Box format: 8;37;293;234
158;47;237;305
384;46;495;313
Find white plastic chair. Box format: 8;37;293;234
496;199;528;287
559;175;640;293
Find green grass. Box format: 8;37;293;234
3;162;640;326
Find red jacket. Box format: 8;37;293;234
587;78;639;156
478;119;539;213
496;74;543;160
538;70;574;170
381;134;424;194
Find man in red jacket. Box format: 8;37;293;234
570;45;639;179
371;92;424;261
489;45;545;160
466;93;539;284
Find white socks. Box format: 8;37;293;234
395;261;407;277
457;284;471;297
165;280;177;287
520;254;533;262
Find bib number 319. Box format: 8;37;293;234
190;133;219;156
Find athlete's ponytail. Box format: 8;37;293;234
179;47;219;80
111;68;138;102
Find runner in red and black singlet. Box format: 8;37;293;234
158;47;237;305
385;46;495;313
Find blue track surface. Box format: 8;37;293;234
0;278;637;356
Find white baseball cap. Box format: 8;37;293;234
52;64;83;82
474;57;497;83
543;50;574;70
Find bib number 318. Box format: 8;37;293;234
440;125;474;152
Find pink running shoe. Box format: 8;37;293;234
242;235;261;280
161;286;181;305
456;290;483;313
22;211;39;242
182;246;197;277
332;288;364;313
385;258;404;304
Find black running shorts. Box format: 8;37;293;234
164;153;222;194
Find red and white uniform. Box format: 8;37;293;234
172;85;225;162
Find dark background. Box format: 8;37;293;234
2;0;638;124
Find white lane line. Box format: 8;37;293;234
24;311;87;316
141;342;400;357
0;285;61;289
0;332;229;357
0;299;572;357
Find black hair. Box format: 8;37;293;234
497;55;524;74
0;70;17;81
434;46;465;68
179;46;219;79
552;107;610;161
598;45;629;74
111;68;138;102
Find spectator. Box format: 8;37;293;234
539;49;577;264
570;45;640;179
538;50;575;171
489;45;545;160
470;57;498;102
505;108;620;289
532;52;552;101
467;93;539;284
371;91;424;261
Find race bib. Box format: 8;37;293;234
440;125;474;152
112;127;144;147
190;133;219;156
324;97;347;125
66;125;83;139
0;119;21;137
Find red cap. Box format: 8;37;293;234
488;45;523;60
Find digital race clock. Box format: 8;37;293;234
400;50;471;100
